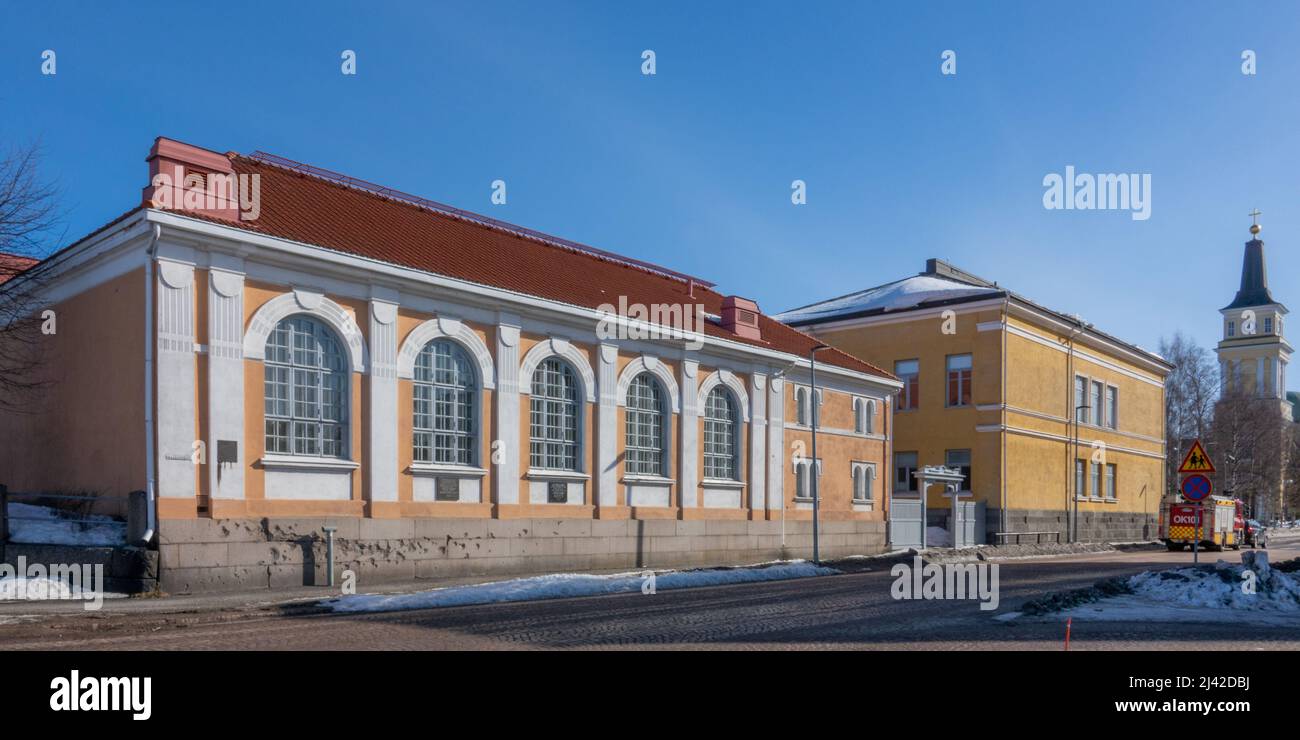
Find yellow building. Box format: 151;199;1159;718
778;259;1172;545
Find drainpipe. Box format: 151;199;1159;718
142;223;161;546
1000;300;1009;538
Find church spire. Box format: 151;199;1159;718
1222;209;1276;310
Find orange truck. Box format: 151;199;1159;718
1160;495;1244;551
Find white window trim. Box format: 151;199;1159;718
408;462;487;477
259;454;360;472
525;469;591;481
851;460;876;502
700;478;746;490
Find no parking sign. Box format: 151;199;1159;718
1181;473;1212;502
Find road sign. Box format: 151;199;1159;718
1181;473;1213;501
1178;440;1216;474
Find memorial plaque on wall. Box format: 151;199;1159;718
435;477;460;502
547;480;568;504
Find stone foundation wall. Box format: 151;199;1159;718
158;517;888;594
986;508;1156;544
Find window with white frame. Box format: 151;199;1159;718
703;387;740;480
264;316;348;458
413;339;476;465
1090;460;1102;498
854;397;875;434
529;358;581;471
624;373;666;476
795;386;809;425
852;462;876;502
896;359;919;410
1265;316;1273;334
1105;463;1117;499
1106;385;1118;430
794;458;821;499
946;354;972;406
1227;320;1236;337
1075;459;1085;499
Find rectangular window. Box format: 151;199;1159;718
1105;463;1117;499
1074;375;1087;422
1090;380;1103;426
1265;317;1273;334
1090;461;1101;498
895;360;919;410
894;451;919;492
946;354;972;407
945;449;971;492
1106;385;1118;430
1075;459;1085;499
1228;320;1236;337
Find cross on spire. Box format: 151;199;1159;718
1249;208;1262;237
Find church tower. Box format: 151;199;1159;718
1217;213;1292;418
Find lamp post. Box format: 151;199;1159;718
810;344;829;564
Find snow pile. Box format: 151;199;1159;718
925;527;952;547
0;577;79;600
1126;553;1300;613
324;561;839;614
5;502;126;547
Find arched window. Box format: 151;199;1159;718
530;357;580;471
413;339;476;465
795;386;809;425
854;397;875;435
625;373;666;475
264;316;348;457
703;387;740;480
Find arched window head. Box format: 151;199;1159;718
264;315;349;458
703;387;740;480
414;339;477;465
530;358;581;471
795;386;809;425
625;373;666;476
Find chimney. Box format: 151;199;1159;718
721;295;762;340
141;137;241;222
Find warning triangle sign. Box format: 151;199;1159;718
1178;440;1216;474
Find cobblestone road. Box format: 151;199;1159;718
2;540;1298;650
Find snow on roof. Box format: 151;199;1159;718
776;274;1003;324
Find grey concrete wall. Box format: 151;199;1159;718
157;517;887;594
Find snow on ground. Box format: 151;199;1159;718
323;561;839;614
925;527;952;547
0;576;126;601
1008;553;1300;624
5;502;126;547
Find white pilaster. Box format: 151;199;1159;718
495;314;522;505
156;259;196;499
368;296;399;502
749;372;767;511
679;358;699;508
767;375;786;511
597;344;619;506
207;265;245;499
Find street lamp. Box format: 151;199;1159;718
810;344;830;564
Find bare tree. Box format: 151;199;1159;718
1210;386;1288;519
1159;333;1219;492
0;141;61;412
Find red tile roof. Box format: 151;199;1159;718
142;148;888;379
0;252;38;285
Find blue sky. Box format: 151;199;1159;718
4;1;1298;386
